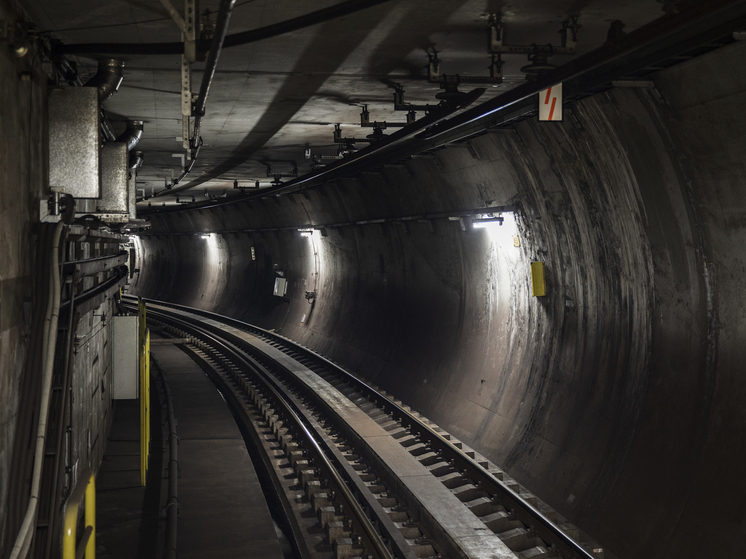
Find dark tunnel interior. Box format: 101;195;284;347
2;1;746;558
130;42;746;559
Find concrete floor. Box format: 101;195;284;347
150;343;284;559
97;400;156;559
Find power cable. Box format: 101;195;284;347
42;0;261;34
55;0;395;55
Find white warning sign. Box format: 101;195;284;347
539;83;563;122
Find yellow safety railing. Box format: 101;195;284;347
138;298;150;486
62;468;95;559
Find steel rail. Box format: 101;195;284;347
125;296;597;559
127;303;400;559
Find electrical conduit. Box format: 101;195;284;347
9;222;66;559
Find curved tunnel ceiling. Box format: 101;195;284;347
26;1;746;558
27;0;664;204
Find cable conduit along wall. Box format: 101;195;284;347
8;222;66;559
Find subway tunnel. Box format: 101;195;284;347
1;1;746;559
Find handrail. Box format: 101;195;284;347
62;467;96;559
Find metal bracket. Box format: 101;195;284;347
489;14;579;55
427;50;504;86
611;79;665;103
333;124;375;153
183;0;199;63
393;85;435;116
181;56;192;151
360;105;408;129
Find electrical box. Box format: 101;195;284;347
48;87;101;198
112;315;139;399
273;277;288;297
128;172;137;220
531;262;546;297
97;142;129;221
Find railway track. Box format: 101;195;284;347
123;296;609;559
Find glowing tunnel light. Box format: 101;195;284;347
472;217;504;229
473;212;520;250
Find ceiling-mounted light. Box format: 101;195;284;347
201;234;211;239
298;228;313;238
473;216;504;229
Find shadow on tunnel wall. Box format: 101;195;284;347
182;0;471;190
132;41;746;559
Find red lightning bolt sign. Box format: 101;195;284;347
539;83;563;122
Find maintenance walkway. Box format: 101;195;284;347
96;336;285;559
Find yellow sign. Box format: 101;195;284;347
531;262;547;297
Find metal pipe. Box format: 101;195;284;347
43;293;78;559
55;0;395;55
100;117;116;142
193;0;236;118
128;150;144;171
116;120;144;151
9;222;66;559
83;58;124;104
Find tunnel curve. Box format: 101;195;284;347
132;40;746;559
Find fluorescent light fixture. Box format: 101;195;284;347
473;217;504;229
298;228;313;238
201;234;211;239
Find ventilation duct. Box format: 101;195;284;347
128;150;144;171
84;58;124;104
116;120;144;151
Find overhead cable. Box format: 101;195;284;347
55;0;394;55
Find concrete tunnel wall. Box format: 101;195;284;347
132;41;746;559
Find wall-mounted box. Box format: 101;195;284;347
128;173;137;220
112;315;139;399
48;87;100;198
273;277;288;297
98;142;129;221
531;262;547;297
